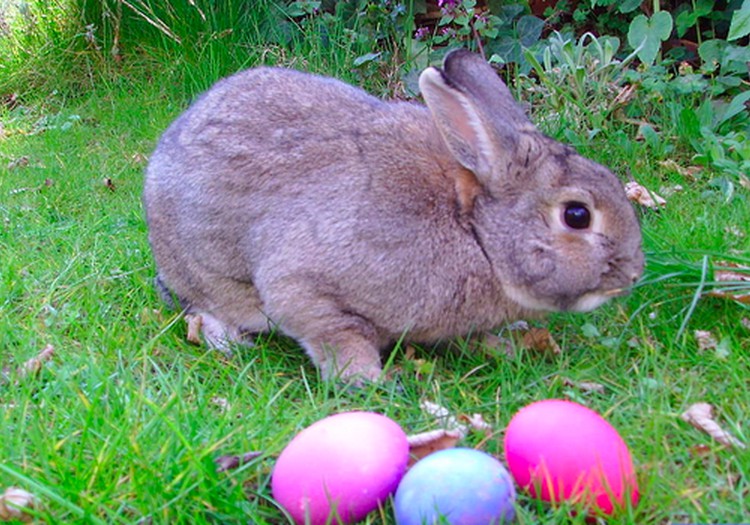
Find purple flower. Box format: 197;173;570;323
438;0;459;14
414;27;430;40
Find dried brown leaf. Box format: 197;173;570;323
625;181;667;209
210;396;231;413
7;156;29;170
611;84;637;107
403;345;417;361
458;413;493;433
658;159;702;180
185;314;203;345
714;262;750;282
16;344;54;380
681;402;746;449
724;225;745;238
659;184;684;197
707;262;750;304
214;451;262;473
708;290;750;304
694;330;718;352
478;332;515;358
688;443;713;457
562;377;606;394
740;174;750;191
520;327;561;356
131;152;149;164
0;487;36;522
407;429;463;466
420;401;464;432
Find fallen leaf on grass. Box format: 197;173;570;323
740;174;750;191
625;181;667;209
611;84;637;107
215;451;262;473
6;156;29;170
16;344;54;380
185;314;203;345
681;402;746;449
407;429;463;466
713;262;750;283
688;443;713;457
694;330;718;352
481;325;560;358
708;262;750;304
421;400;466;437
210;396;231;413
519;327;561;356
458;413;493;433
659;184;684;197
0;487;36;522
478;332;514;357
103;177;116;191
413;401;496;465
9;178;53;195
131;152;148;164
658;159;702;180
562;377;606;394
399;345;436;379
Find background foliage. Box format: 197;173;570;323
1;0;748;523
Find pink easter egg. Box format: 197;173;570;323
504;399;639;516
272;411;409;525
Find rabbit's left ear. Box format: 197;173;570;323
419;49;533;186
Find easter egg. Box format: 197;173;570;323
503;399;639;516
271;411;409;525
394;448;516;525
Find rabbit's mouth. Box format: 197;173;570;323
570;285;632;312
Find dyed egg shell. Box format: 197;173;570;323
271;411;409;525
503;399;639;516
394;448;516;525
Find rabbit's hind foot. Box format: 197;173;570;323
196;313;246;357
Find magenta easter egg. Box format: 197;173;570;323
271;411;409;525
503;399;638;516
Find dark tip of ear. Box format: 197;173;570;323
442;48;481;72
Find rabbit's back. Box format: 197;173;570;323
144;67;502;341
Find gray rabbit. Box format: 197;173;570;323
144;49;644;381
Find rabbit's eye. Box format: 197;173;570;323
563;202;591;230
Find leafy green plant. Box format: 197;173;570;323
627;10;674;66
417;0;543;72
521;31;639;134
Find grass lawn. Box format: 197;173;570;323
1;53;749;524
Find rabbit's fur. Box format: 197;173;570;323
144;49;643;381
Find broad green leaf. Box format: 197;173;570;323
698;39;725;62
628;11;673;66
728;0;750;40
719;90;750;125
695;0;715;17
675;10;699;38
618;0;642;13
517;15;544;47
353;52;381;67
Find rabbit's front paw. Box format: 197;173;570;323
302;333;383;384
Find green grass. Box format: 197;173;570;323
1;4;749;524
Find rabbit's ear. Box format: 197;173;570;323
419;49;532;184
